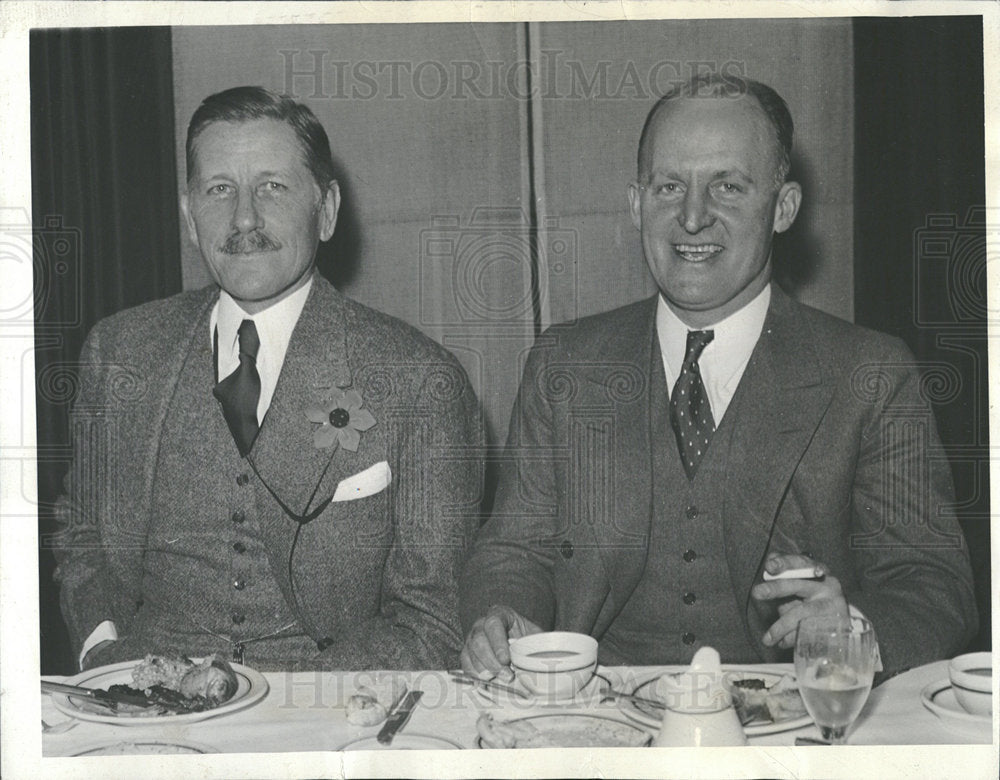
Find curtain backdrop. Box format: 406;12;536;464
853;16;989;651
31;27;181;673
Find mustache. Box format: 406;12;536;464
219;231;282;254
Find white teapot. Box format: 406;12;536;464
652;647;747;747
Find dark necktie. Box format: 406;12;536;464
670;329;715;479
214;319;261;457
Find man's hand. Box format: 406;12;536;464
460;605;543;682
751;552;849;649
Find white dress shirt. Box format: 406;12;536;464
656;284;771;424
79;279;313;668
211;278;313;424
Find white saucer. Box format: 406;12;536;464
473;667;618;707
920;678;993;733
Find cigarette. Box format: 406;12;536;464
762;567;820;581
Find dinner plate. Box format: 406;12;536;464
68;739;219;756
49;658;269;726
920;679;993;733
618;667;812;736
472;666;619;707
477;713;652;748
338;734;464;750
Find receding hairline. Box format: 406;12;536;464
640;95;772;170
636;80;793;188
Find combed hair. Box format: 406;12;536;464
185;86;336;190
636;73;793;188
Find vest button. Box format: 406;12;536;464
683;549;697;562
683;591;697;605
236;473;249;486
560;540;574;559
231;510;245;524
232;612;246;625
685;505;699;519
233;541;246;554
682;632;696;645
233;578;246;591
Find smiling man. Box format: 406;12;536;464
459;75;976;679
53;87;481;672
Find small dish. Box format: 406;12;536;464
921;678;993;734
337;733;464;750
472;666;618;707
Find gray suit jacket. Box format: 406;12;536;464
54;275;482;670
460;287;976;675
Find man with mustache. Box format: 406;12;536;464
460;75;976;679
53;87;481;671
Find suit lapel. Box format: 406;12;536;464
249;277;355;516
118;290;218;585
722;288;836;648
587;296;658;623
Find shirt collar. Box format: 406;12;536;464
211;276;314;361
656;283;771;384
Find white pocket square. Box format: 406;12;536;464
332;461;391;502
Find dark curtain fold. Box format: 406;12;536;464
854;16;989;652
32;27;182;673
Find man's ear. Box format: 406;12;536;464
180;191;199;246
319;180;341;242
627;181;643;231
773;181;802;234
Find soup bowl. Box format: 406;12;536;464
509;632;598;698
948;652;993;717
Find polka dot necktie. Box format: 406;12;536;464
213;319;261;457
670;329;715;479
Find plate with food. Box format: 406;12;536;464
476;712;652;748
49;653;268;725
618;667;812;736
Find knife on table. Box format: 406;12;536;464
376;690;423;745
42;680;154;710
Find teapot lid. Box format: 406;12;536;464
657;647;733;713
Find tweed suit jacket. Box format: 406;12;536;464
54;274;482;670
460;286;977;676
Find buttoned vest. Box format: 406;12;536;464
599;352;757;665
137;314;316;667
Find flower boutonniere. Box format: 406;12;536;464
306;389;376;452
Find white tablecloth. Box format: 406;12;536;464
41;661;993;756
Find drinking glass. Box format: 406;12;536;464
794;615;877;744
